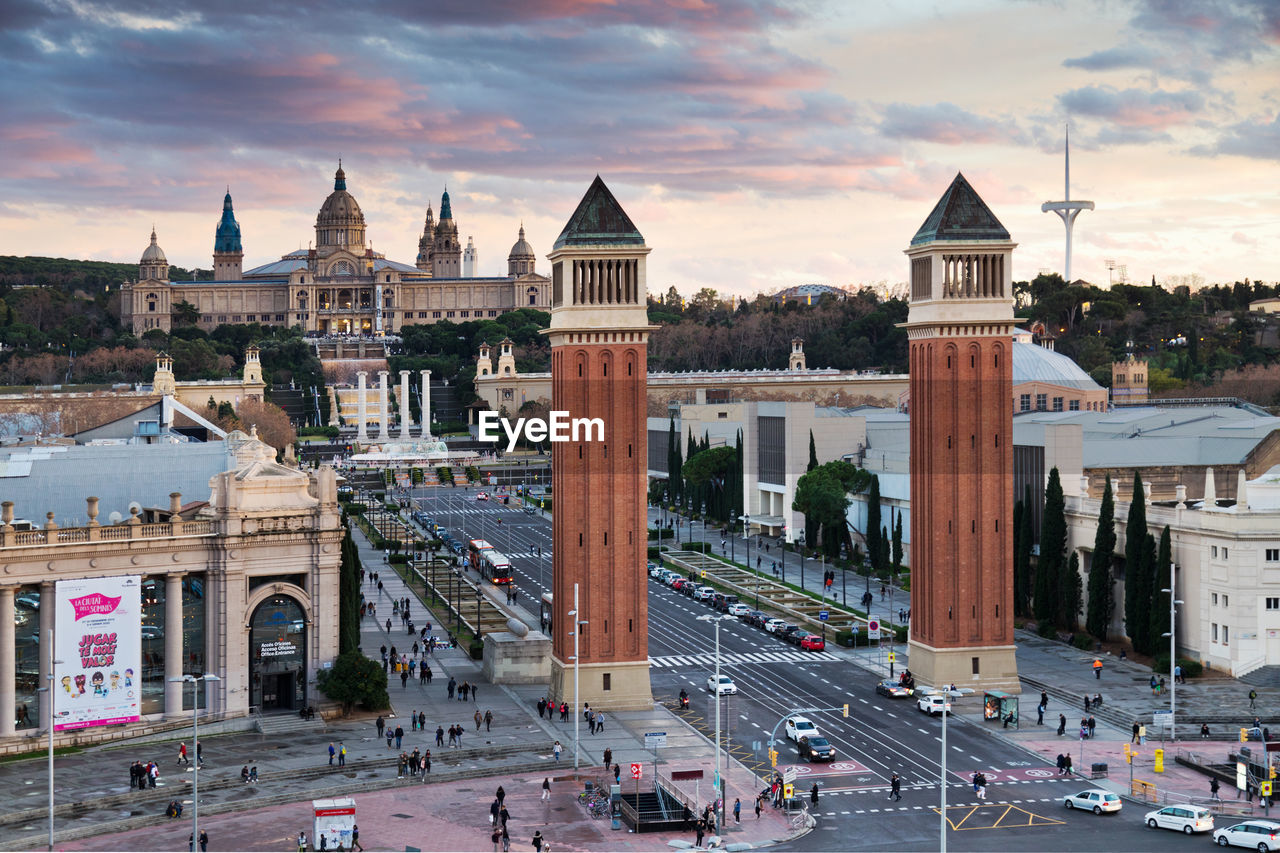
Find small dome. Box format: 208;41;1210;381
141;228;167;263
1012;341;1101;391
508;225;535;259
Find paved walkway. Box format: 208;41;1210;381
5;520;799;851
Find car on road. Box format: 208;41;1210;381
694;586;716;602
798;736;835;762
669;578;687;592
1213;819;1280;850
648;563;664;578
707;675;738;695
764;618;788;634
712;593;739;612
661;571;680;586
745;610;768;627
875;681;913;699
785;716;820;742
785;629;811;646
916;694;952;716
726;603;752;617
681;581;698;597
476;492;489;501
1144;805;1214;834
800;634;826;651
1063;789;1122;814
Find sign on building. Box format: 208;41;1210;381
54;576;142;731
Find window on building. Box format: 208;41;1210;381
1020;394;1031;412
218;316;227;323
433;311;441;319
1223;548;1229;559
231;315;241;322
1135;374;1144;382
1212;623;1219;642
460;311;470;318
1223;595;1229;607
276;314;285;322
489;310;498;317
246;315;256;322
1223;625;1230;645
1212;545;1219;558
147;301;156;312
1116;374;1126;384
1035;393;1047;411
418;312;429;318
1267;549;1280;562
1212;593;1219;605
1069;400;1080;411
446;311;455;318
1052;396;1064;412
1268;598;1280;611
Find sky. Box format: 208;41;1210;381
1;0;1277;298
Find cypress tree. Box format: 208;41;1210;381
1085;475;1116;639
804;430;820;549
1123;472;1148;648
1133;532;1157;654
1035;467;1066;625
666;417;681;503
1148;525;1173;655
892;510;904;572
338;526;362;655
866;474;882;571
880;524;890;571
1016;485;1034;616
1064;552;1082;632
808;430;818;472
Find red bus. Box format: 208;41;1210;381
468;539;494;570
478;549;514;585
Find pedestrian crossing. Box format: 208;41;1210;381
649;650;839;668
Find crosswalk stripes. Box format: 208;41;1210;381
648;650;839;668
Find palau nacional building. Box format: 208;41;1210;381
121;164;549;335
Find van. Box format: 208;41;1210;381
712;593;739;612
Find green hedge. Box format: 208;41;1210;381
682;541;710;554
388;553;409;565
466;465;481;481
647;547;663;559
648;528;675;540
298;425;340;439
1153;656;1203;679
341;502;367;515
437;466;454;484
1072;633;1097;651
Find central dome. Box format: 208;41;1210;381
315;163;366;252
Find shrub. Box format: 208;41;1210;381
317;651;389;715
298;425;340;439
1072;633;1096;651
647;547;663;559
648;528;675;540
342;502;367;515
540;498;552;513
683;541;710;554
466;465;481;481
893;625;908;643
1153;656;1203;679
1037;621;1057;639
437;466;453;484
388;553;409;565
835;629;856;647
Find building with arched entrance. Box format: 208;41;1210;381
0;431;343;751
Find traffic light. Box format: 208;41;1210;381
769;749;778;768
1271;765;1278;780
842;704;850;718
1242;728;1250;742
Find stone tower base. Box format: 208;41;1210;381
550;656;652;712
907;640;1020;694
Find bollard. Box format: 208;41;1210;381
1154;748;1164;773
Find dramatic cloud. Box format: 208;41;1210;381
1058;85;1205;130
878;103;1029;146
1191;113;1280;160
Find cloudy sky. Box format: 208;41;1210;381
1;0;1276;296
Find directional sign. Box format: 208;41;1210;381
783;766;798;784
818;611;829;622
630;763;642;780
645;731;668;748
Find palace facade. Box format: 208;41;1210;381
121;165;549;335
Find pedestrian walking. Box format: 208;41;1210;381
755;796;762;819
448;677;456;699
1087;716;1096;738
532;830;544;852
501;826;511;852
553;740;562;762
1057;713;1067;736
1132;721;1141;743
1037;704;1044;725
298;831;308;852
199;830;208;852
475;709;483;731
472;683;479;703
328;742;336;765
436;725;445;747
542;777;551;800
178;742;189;766
376;715;385;739
386;728;394;749
338;743;346;766
595;711;605;733
1092;658;1102;679
1211;777;1221;800
351;824;363;851
695;820;705;848
196;741;203;767
734;798;741;823
1040;690;1048;710
418;710;426;730
1250;689;1258;709
395;725;404;749
485;709;494;731
810;783;820;807
890;772;902;801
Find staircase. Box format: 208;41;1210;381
1239;666;1280;690
270;385;309;425
255;711;327;737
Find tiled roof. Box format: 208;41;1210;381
554;176;644;249
911;172;1010;246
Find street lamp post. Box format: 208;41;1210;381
568;583;587;770
168;673;221;853
1161;560;1183;742
40;629;65;852
698;614;733;834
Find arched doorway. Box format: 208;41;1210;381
248;595;307;712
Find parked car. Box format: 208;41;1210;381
1213;819;1280;851
726;603;752;617
712;593;739;612
916;694;952;716
707;674;737;695
1144;805;1214;834
875;681;913;699
776;624;801;640
764;618;788;634
648;563;664;578
1063;789;1122;814
476;492;489;501
694;586;716;602
670;578;688;592
798;736;835;762
785;716;820;742
681;581;698;597
785;629;811;646
800;634;826;651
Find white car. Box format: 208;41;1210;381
694;586;716;602
1144;805;1214;834
726;603;752;617
476;492;489;501
917;694;952;716
648;563;664;578
764;618;788;634
1063;789;1122;814
707;675;737;695
785;716;820;742
1214;820;1280;851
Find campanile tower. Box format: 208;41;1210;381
904;173;1020;692
546;176;653;710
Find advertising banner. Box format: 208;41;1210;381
53;576;142;731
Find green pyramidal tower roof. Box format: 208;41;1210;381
910;172;1010;246
554;175;644;250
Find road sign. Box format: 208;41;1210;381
1152;710;1173;730
818;611;829;622
783;783;794;799
888;652;896;662
700;570;707;578
783;766;798;783
868;619;880;640
630;763;642;780
644;731;668;748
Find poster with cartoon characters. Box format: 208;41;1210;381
54;576;142;731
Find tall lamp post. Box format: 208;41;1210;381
1160;560;1183;742
39;629;65;852
567;584;587;769
168;673;221;853
697;614;734;834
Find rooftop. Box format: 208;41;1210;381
910;172;1011;246
553;176;644;249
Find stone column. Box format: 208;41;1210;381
420;370;432;436
163;573;184;717
399;370;412;439
38;581;53;731
356;372;369;443
377;371;391;441
0;586;16;736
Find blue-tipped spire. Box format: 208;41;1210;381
214;188;242;253
334;159;347;191
439;187;452;220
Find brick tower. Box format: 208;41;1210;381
546;176;653;710
904;173;1020;692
